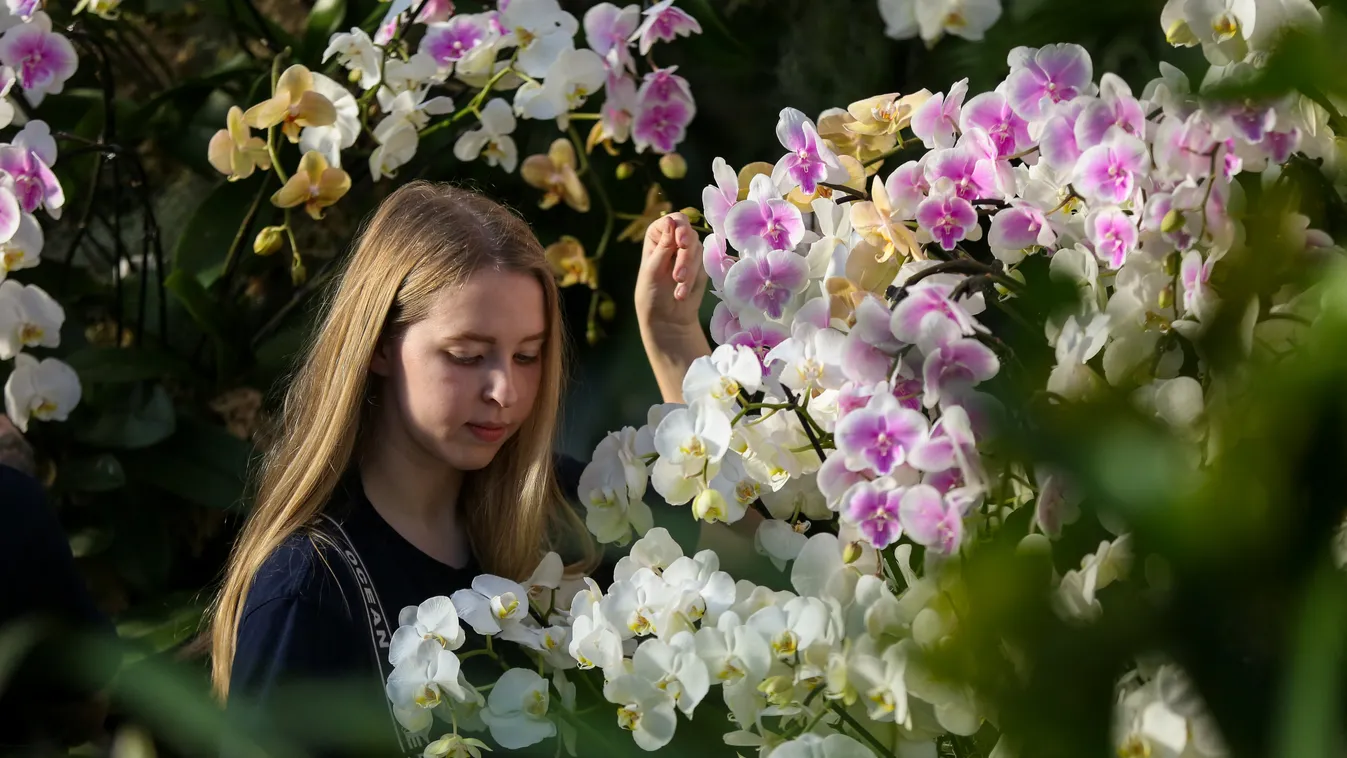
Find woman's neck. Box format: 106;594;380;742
357;416;472;569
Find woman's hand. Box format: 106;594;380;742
635;212;712;404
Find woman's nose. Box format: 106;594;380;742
483;361;517;408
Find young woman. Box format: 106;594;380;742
209;181;711;755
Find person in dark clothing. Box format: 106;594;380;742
0;419;116;752
210;182;711;757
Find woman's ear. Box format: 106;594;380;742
370;336;393;377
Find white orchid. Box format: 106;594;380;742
323;27;381;90
603;673;678;750
453;98;519;173
392;596;465;667
0;212;42;281
4;352;79;432
682;344;762;412
513;48;606;123
651;398;733;505
0;280;62;359
631;631;710;716
385;638;472;735
498;0;580;78
480;668;556;749
451;575;540;646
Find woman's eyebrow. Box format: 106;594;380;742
446;330;547;344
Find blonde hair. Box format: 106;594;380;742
209;181;593;700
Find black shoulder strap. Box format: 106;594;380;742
315;514;426;756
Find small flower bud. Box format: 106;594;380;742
1160;208;1186;234
253;226;285;256
678;206;703;224
693;488;728;523
659;152;687;179
842;541;863;564
290;255;307;286
598;295;616;322
586;324;602;345
615;162;637;180
1158;284;1174;310
758;675;794;706
1163;251;1181;276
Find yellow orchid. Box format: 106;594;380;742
244;65;337;143
824;239;901;323
850;176;921;263
270;151;351;220
207;106;272;181
544;236;597;288
818;110;896;172
617;183;672;242
846;91;932;136
521;139;590;213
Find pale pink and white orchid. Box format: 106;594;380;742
0;13;77;106
630;0;702;56
771;108;843;196
584;2;641;72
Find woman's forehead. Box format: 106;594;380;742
424;269;547;339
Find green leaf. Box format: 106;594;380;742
75;384;177;450
60;454;127;492
65;345;193;385
170;176;268;286
301;0;348;65
164;269;230;343
121;416;254;511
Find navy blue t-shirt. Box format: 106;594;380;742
227;455;601;757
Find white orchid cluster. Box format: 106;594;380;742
386;527;992;758
874;0;1320;55
0;7;82;433
208;0;701;271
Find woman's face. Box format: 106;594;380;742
371;268;547;471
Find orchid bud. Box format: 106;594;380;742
1163;251;1181;276
1161;208;1186;234
659;152;687;179
253;226;285;256
616;162;637;180
678;206;703;224
758;675;794;706
1158;284;1174;310
842;541;863;564
586;324;602;345
693;488;729;523
290;255;307;286
598;294;616;322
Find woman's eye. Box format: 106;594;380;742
448;353;483;366
514;353;541;365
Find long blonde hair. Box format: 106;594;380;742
209;181;592;699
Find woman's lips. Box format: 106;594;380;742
466;422;508;443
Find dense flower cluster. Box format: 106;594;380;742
391;1;1344;756
0;8;80;432
208;0;701;286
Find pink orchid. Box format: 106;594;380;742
724;174;805;255
1142;192;1196;253
584;2;641;72
923;146;999;202
1087;207;1138;269
723;249;810;320
959;92;1031;159
885;158;930;218
845;481;905;550
921;333;999;408
702;232;733;292
911;78;969;149
771;107;841;195
0;145;63;218
1180;250;1217;321
988;202;1056;262
836;392;929;476
1073;133;1149;205
421;14;493;70
630;0;702;55
595;71;638;146
1075;74;1146;150
0;13;78;106
1039;99;1087;170
702;156;738;235
637;66;695;110
900;484;963;555
1005;43;1094;121
916;191;979;252
890;282;981;347
726;322;789;371
631;99;691;154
